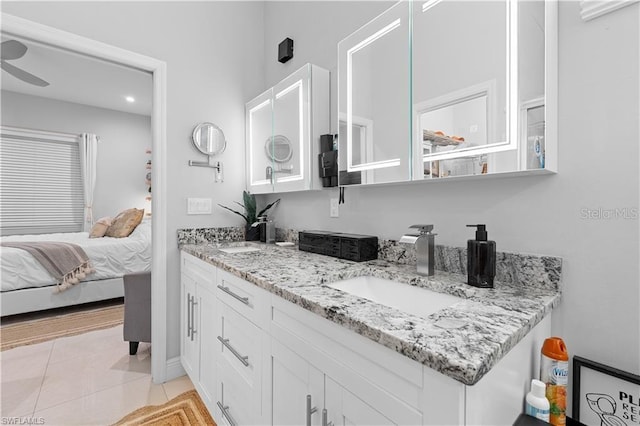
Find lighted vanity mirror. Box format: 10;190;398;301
338;0;557;186
246;63;330;194
192;122;226;156
338;2;412;186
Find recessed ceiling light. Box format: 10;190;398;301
125;96;135;103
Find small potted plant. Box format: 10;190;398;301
218;191;280;241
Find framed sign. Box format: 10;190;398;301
573;356;640;426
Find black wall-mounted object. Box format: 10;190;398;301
319;134;337;187
299;231;378;262
278;38;294;63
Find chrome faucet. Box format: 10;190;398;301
399;224;436;276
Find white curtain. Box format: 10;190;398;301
80;133;98;232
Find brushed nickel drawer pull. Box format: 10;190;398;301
217;283;250;305
217;401;237;426
306;394;317;426
186;293;192;338
190;298;198;341
217;336;250;366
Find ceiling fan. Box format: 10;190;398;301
1;39;49;87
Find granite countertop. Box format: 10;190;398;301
181;242;561;386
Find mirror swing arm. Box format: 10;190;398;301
188;157;224;181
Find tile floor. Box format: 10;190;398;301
1;324;194;425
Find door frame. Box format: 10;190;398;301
1;13;169;383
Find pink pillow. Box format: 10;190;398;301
89;217;113;238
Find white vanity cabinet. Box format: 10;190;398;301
179;252;218;409
181;251;551;425
270;290;551;426
213;268;271;426
245;63;330;194
270;295;425;426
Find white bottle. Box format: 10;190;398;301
525;379;550;422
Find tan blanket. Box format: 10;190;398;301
1;241;95;292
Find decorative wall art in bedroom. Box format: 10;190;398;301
145;148;152;216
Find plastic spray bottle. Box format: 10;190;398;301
526;379;550;422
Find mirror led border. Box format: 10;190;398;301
274;79;305;183
346;18;402;173
248;98;272;186
420;0;518;162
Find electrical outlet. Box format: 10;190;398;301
187;198;212;215
330;198;339;218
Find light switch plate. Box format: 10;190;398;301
187;198;212;215
330;198;339;218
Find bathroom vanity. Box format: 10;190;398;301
179;242;560;425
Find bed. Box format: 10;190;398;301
0;219;151;316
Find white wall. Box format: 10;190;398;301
1;1;265;361
261;0;640;403
1;91;151;220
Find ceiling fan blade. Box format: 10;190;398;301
1;40;28;60
1;61;50;87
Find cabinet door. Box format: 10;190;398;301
326;376;422;426
325;377;394;426
198;285;217;409
272;65;311;193
246;89;274;194
337;1;412;186
180;273;199;380
272;339;324;426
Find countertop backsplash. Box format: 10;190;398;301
177;226;562;291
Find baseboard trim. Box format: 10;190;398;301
165;356;186;382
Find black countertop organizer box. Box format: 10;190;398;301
298;231;378;262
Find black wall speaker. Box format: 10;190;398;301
278;38;294;63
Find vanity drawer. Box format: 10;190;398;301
215;359;260;426
181;252;216;287
216;268;268;326
217;299;262;387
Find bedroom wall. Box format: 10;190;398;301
1;1;265;364
1;90;151;220
260;0;640;400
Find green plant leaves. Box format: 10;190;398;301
218;192;280;225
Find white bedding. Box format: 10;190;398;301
0;220;151;292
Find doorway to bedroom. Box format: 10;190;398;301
0;31;155;374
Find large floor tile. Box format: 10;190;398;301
47;325;126;365
36;343;150;411
162;374;195;400
1;339;54;362
0;340;52;417
33;375;168;426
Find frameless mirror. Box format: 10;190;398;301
339;0;556;186
192;122;226;156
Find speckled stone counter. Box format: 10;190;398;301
180;242;561;386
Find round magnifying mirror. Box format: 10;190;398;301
265;135;293;163
192;122;226;156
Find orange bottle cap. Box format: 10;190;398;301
542;337;569;361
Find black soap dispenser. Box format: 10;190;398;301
466;224;496;288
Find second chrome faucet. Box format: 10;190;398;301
399;224;436;276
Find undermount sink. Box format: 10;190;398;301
328;275;462;318
217;243;263;254
219;246;262;254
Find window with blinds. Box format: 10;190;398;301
0;127;84;236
